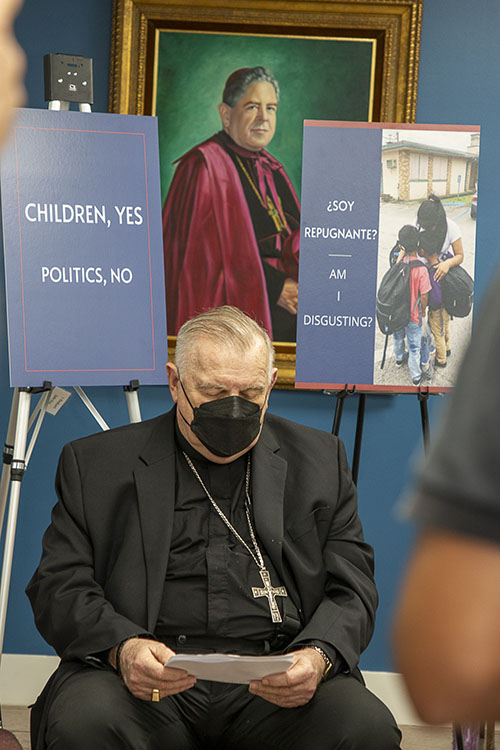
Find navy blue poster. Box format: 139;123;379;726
295;121;479;392
1;108;167;386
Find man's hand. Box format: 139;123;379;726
277;278;298;315
113;638;196;701
248;647;324;707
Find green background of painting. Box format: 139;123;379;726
156;31;374;203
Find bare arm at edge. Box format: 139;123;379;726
394;530;500;724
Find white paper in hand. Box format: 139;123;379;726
165;653;295;684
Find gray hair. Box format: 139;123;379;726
222;66;280;107
175;306;275;380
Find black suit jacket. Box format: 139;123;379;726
27;408;376;747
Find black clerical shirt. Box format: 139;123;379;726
154;425;299;646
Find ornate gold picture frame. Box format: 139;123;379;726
109;0;423;387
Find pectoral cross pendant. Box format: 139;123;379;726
252;568;288;623
266;196;287;233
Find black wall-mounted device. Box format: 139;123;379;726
44;53;94;105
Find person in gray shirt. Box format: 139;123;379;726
394;269;500;723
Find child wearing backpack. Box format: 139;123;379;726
392;225;432;385
419;229;450;369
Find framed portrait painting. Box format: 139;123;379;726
109;0;423;386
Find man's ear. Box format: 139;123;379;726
218;101;231;131
266;368;278;404
166;362;179;403
262;368;278;414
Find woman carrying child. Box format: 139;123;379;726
416;194;464;282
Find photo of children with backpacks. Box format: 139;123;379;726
391;225;432;386
373;128;477;391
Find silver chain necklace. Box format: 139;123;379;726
182;451;287;623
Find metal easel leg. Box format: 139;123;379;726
0;389;31;748
0;389;31;655
417;387;430;452
0;383;51;560
351;394;366;486
73;386;109;431
0;390;20;540
331;385;355;437
73;384;142;429
329;387;364;485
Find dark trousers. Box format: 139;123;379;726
45;667;402;750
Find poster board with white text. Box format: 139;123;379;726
1;108;167;386
295;121;479;392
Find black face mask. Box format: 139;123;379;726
178;379;263;457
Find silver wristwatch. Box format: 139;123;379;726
309;645;333;679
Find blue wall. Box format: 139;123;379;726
0;0;498;670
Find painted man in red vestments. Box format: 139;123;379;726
162;66;300;341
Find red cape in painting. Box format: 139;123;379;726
162;134;300;337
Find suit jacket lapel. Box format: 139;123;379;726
134;410;177;631
251;422;287;581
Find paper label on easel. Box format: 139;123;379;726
46;387;71;415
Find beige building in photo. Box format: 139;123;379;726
381;134;479;201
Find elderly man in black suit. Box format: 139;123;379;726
27;305;400;750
